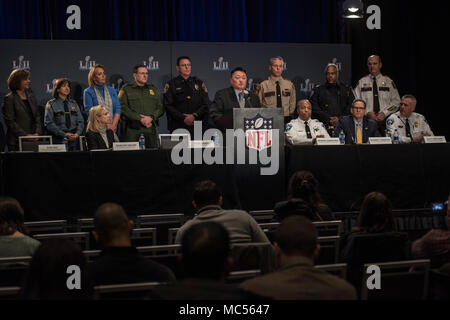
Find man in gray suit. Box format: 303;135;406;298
240;216;357;300
209;67;261;132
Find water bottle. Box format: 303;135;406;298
339;130;345;145
139;133;145;150
63;137;69;151
393;129;399;144
212;130;220;147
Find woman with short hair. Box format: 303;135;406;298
2;69;42;151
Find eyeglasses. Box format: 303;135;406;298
179;64;191;68
137;72;149;75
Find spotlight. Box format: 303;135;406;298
343;0;364;19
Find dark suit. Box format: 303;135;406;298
2;91;42;151
209;87;261;131
334;115;380;144
85;129;115;150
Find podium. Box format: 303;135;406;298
231;108;285;211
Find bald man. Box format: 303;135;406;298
354;55;400;127
285;99;329;145
89;202;175;286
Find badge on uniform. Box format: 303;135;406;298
149;89;155;95
71;106;75;111
387;119;394;126
388;106;397;112
285;124;293;132
194;84;199;91
381;82;386;86
414;121;419;128
163;83;169;94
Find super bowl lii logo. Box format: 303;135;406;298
79;56;96;70
213;57;229;71
46;79;57;94
144;56;160;71
12;55;31;70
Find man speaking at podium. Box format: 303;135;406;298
209;67;261;132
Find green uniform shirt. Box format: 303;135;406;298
118;83;163;148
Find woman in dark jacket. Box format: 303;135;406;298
274;171;333;222
2;69;42;151
85;105;117;150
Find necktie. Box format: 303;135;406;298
356;123;363;144
372;78;380;114
276;81;282;109
64;100;72;129
304;121;312;139
238;92;245;108
405;118;412;138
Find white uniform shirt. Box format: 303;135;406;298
386;111;434;144
354;74;401;116
285;118;330;145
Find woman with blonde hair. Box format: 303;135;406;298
85;105;118;150
83;64;121;134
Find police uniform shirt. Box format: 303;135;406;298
44;97;84;138
258;77;296;116
163;76;209;127
285;118;330;145
354;74;401;116
386;111;434;144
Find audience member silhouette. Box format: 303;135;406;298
21;238;92;300
240;216;356;299
274;171;333;222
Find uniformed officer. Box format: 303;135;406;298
354;55;401;129
163;56;210;138
258;56;296;123
285;99;329;145
118;64;164;149
386;94;434;143
310;63;354;135
44;78;84;150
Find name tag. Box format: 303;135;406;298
316;138;341;146
189;140;215;148
369;137;392;145
112;142;139;151
38;144;67;152
423;136;447;144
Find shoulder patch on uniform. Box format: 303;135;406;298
285;124;293;132
163;83;169;94
45;103;52;110
118;90;125;99
202;82;208;93
387;119;394;126
391;81;397;90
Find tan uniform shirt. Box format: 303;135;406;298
258;77;296;116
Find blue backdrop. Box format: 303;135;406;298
0;0;341;42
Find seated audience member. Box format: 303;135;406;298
149;222;263;300
341;192;409;293
0;197;40;258
386;94;434;143
44;78;85;150
88;203;175;286
274;171;333;222
21;238;92;300
285;99;329;145
85;105;118;150
411;195;450;268
240;216;356;300
175;180;269;244
334;99;381;144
